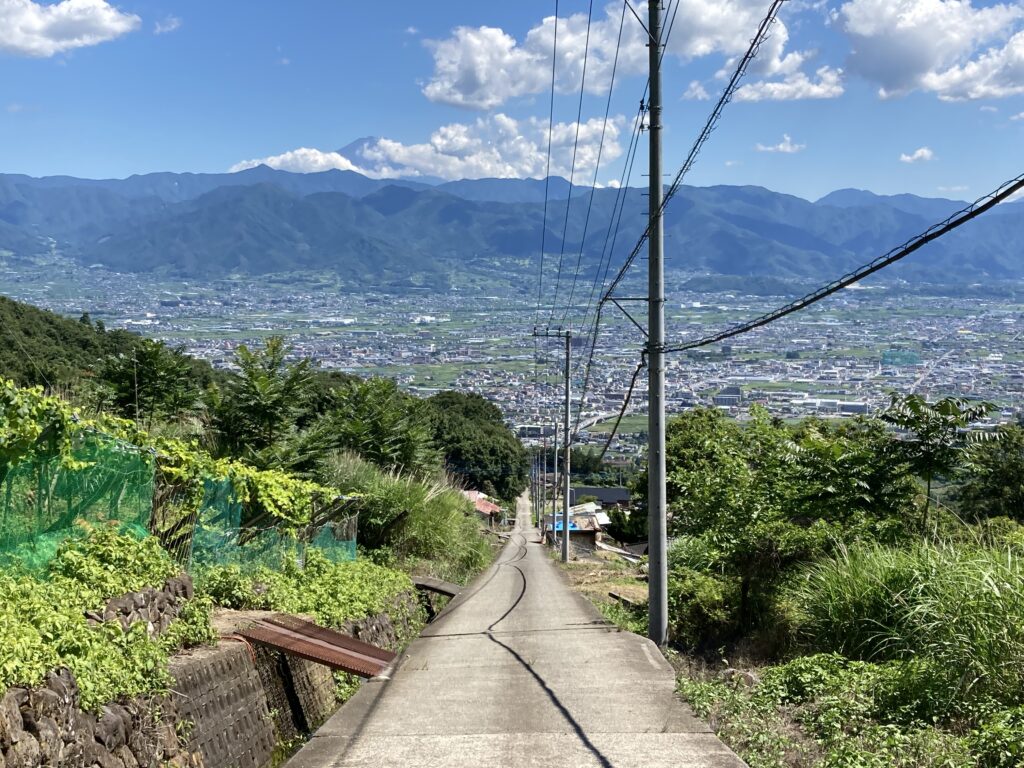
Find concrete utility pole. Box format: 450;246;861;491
533;327;572;563
540;432;547;532
647;0;668;646
562;331;571;563
551;422;559;543
532;453;539;522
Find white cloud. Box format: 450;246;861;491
921;29;1024;100
6;102;24;113
938;185;969;193
899;146;934;163
230;148;366;175
423;1;830;109
724;160;741;167
684;80;710;100
1012;111;1024;120
153;15;180;35
735;66;845;101
0;0;139;57
755;134;806;153
840;0;1024;100
405;26;419;35
980;105;999;112
231;113;626;181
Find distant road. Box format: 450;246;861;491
286;495;745;768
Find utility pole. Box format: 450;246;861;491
533;327;572;562
551;421;559;543
562;331;571;563
647;0;668;646
532;453;539;523
541;431;547;534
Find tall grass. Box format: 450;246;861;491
789;541;1024;708
319;451;492;583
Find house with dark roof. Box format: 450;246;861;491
569;486;631;508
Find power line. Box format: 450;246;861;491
561;0;628;328
600;0;787;304
572;0;677;334
595;354;646;461
535;0;560;328
2;324;52;389
663;172;1024;354
548;0;596;326
573;0;785;435
571;105;646;436
574;101;646;348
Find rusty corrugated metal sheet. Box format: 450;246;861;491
238;614;396;678
265;614;396;663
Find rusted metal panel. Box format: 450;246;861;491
238;616;395;679
412;576;462;598
265;614;396;664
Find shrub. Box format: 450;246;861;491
789;541;1024;712
48;528;180;605
197;549;417;629
318;451;492;582
0;530;214;710
969;707;1024;768
667;567;737;650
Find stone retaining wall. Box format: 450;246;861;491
0;589;423;768
0;669;200;768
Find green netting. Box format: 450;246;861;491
186;479;357;571
188;479;302;570
0;428;357;575
310;517;358;563
0;432;154;574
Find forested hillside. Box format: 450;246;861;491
0;295;143;386
2;168;1022;284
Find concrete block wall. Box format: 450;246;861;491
170;642;278;768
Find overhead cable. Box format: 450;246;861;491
662;172;1024;354
600;0;788;304
561;0;629;328
548;0;596;325
535;0;560;327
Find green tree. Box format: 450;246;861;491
788;418;917;540
660;408;827;627
648;408;917;633
213;337;314;456
428;391;527;500
881;393;996;534
956;424;1024;523
322;378;439;476
102;339;199;427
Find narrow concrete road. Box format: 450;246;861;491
287;495;745;768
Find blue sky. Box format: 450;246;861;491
1;0;1022;200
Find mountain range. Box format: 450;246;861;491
0;166;1020;288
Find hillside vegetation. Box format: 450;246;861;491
605;401;1024;767
2;169;1022;283
0;295;529;722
